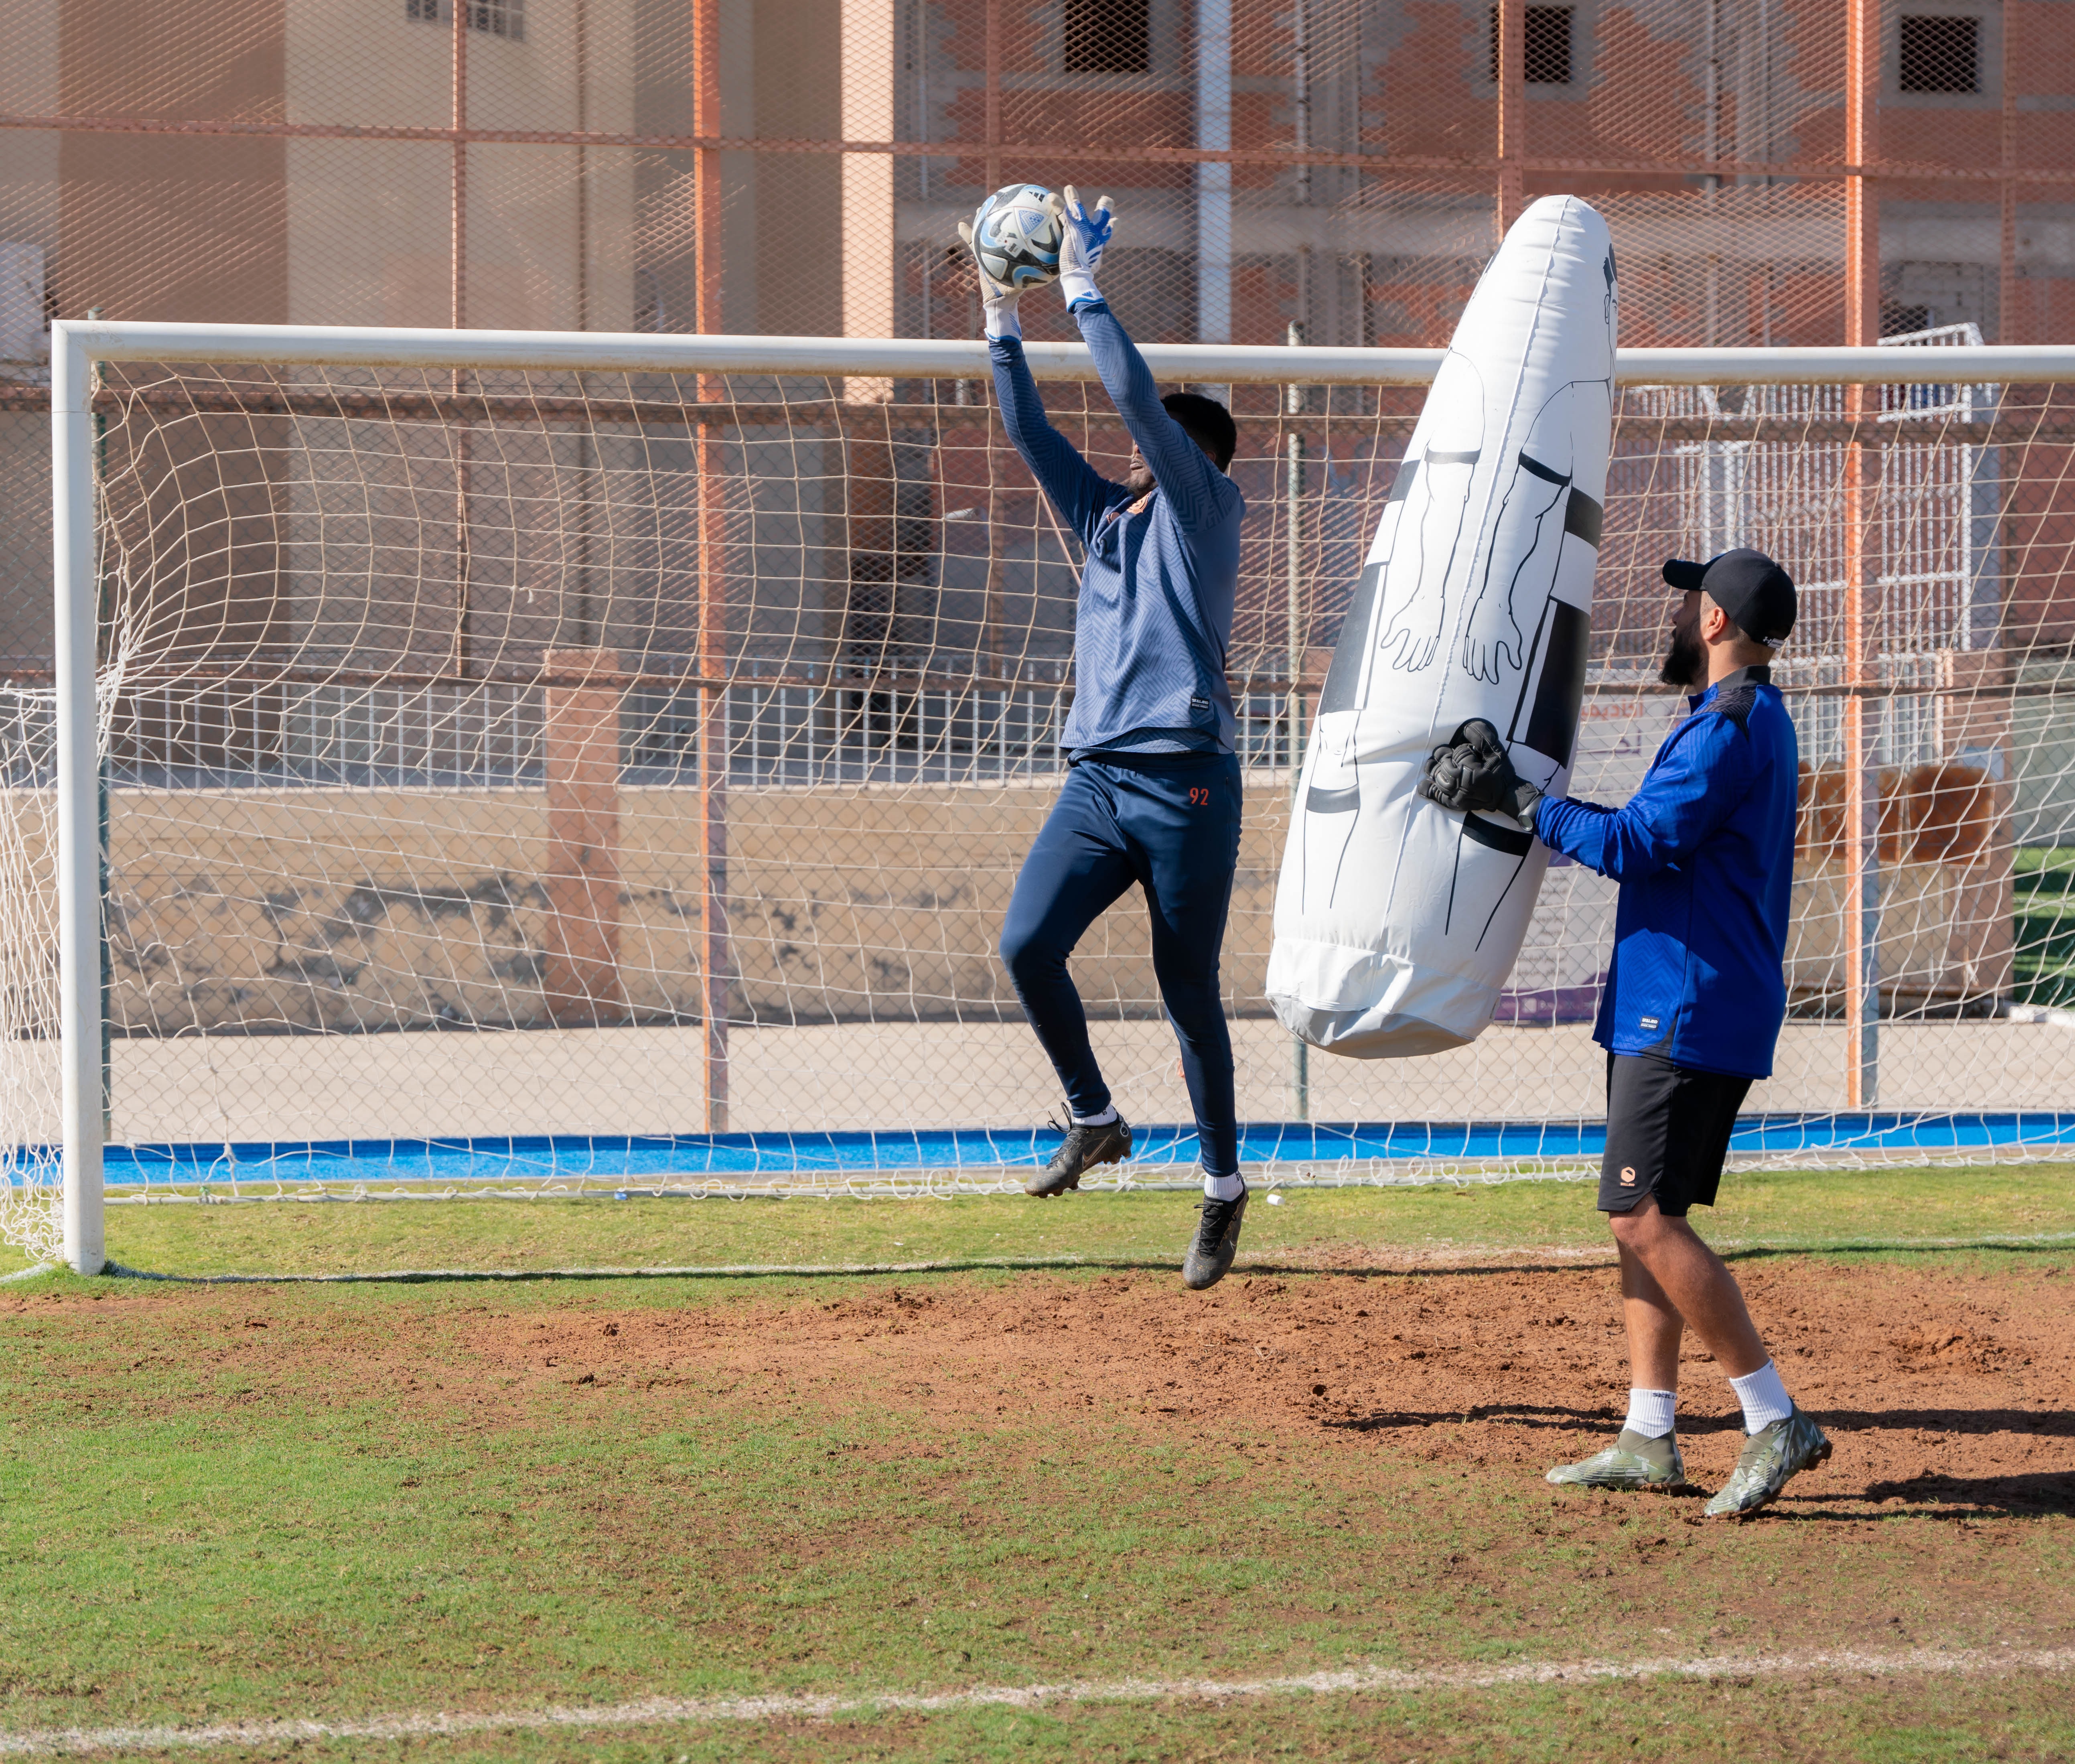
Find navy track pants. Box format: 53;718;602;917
998;751;1243;1177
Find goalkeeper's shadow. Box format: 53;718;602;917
1321;1399;1630;1435
1837;1469;2075;1518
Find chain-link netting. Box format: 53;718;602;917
2;2;2070;355
1;343;2073;1234
3;1;2075;1234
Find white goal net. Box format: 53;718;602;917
12;323;2075;1266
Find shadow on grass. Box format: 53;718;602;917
1851;1470;2075;1515
1815;1407;2075;1439
1327;1403;2075;1439
1720;1242;2075;1263
1763;1472;2075;1519
102;1255;1618;1285
1324;1400;1623;1435
1321;1403;2075;1516
90;1238;2073;1287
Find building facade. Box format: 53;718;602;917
0;1;2069;354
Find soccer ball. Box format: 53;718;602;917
970;184;1063;291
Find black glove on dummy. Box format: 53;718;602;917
1416;719;1543;827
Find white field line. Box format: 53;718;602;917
6;1646;2072;1757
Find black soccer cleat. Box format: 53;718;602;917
1183;1185;1248;1289
1028;1113;1132;1197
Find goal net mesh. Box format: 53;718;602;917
6;335;2075;1244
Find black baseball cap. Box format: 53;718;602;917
1662;548;1797;645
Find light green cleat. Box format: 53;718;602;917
1546;1428;1688;1491
1704;1407;1832;1520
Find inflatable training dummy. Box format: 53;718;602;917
1266;194;1617;1056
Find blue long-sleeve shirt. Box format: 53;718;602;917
1533;666;1799;1080
990;301;1246;755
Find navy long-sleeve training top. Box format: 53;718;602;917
990;300;1246;756
1532;666;1799;1080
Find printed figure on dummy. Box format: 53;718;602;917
1266;194;1618;1056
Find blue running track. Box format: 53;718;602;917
85;1111;2075;1186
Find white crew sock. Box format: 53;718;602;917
1729;1360;1794;1433
1071;1105;1119;1127
1202;1170;1247;1202
1623;1387;1677;1440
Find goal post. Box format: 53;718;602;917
51;318;100;1276
35;319;2075;1274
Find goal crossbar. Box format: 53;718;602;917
48;319;2075;385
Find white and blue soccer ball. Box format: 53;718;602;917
970;184;1063;290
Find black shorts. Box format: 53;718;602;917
1598;1047;1753;1216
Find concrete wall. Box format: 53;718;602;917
1789;854;2014;1002
0;1;60;362
0;765;2007;1039
86;777;1288;1035
58;0;288;325
16;0;642;331
284;0;636;330
0;412;51;668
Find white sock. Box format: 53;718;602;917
1071;1105;1118;1127
1623;1387;1677;1440
1729;1360;1793;1433
1202;1170;1247;1202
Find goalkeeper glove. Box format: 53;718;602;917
1050;186;1116;310
1416;719;1544;828
956;213;1022;341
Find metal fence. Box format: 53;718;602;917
3;0;2074;361
100;670;1305;792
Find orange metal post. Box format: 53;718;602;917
1495;0;1524;236
979;406;1001;672
980;0;1004;673
541;648;626;1025
451;0;467;328
575;0;590;331
984;0;1001;194
1843;0;1880;1107
2002;0;2018;342
450;0;472;678
692;0;730;1133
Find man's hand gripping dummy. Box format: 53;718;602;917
1418;720;1544;827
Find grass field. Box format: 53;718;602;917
2014;847;2075;1007
4;1167;2073;1761
69;1160;2075;1278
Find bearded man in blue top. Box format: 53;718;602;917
1421;549;1832;1519
959;188;1250;1291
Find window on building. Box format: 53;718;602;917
1064;0;1150;76
1882;300;1933;337
406;0;526;42
1488;6;1574;87
1898;15;1978;92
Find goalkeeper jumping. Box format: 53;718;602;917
959;188;1249;1290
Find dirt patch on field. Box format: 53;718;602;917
469;1257;2075;1512
18;1257;2074;1513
